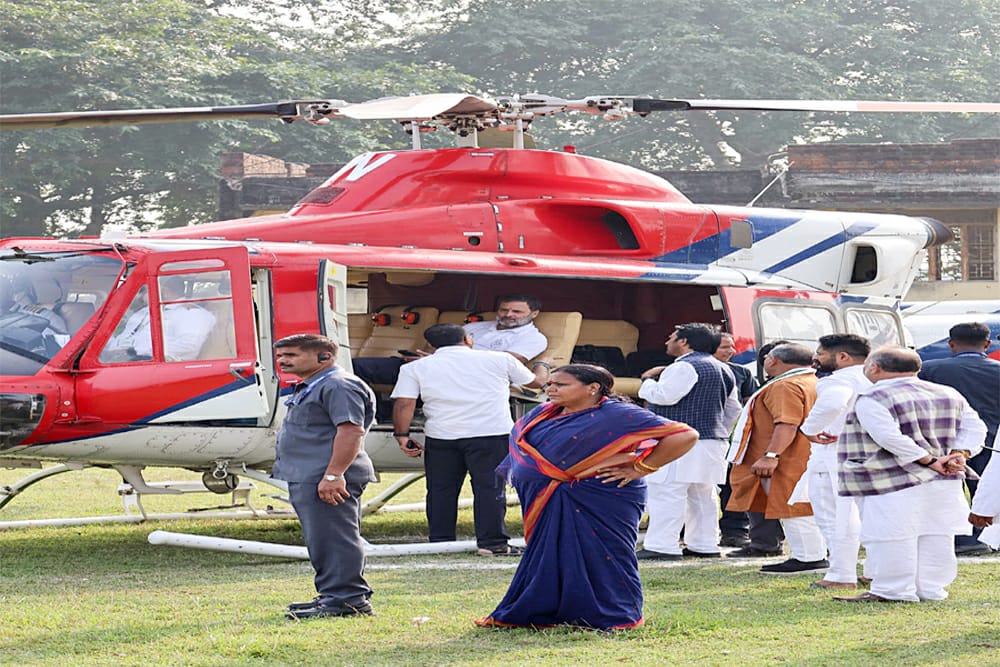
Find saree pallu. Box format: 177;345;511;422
476;399;690;630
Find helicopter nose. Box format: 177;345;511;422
0;392;46;450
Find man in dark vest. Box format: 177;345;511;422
919;322;1000;556
636;323;741;559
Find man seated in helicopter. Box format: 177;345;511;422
0;275;70;356
352;294;549;386
101;276;216;362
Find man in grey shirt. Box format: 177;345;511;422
272;333;377;619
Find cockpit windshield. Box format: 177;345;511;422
0;249;123;374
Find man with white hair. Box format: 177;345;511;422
834;346;984;603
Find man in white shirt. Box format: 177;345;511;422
969;431;1000;546
390;323;549;555
103;278;216;362
799;334;872;590
833;347;984;603
637;323;741;560
462;295;548;364
353;295;548;386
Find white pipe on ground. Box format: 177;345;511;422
0;509;295;530
147;530;526;558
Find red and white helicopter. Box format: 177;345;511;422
1;93;997;532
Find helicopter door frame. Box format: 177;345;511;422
318;259;353;372
73;244;270;425
250;267;280;426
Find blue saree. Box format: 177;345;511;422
476;398;690;630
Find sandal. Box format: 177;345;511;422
476;544;525;556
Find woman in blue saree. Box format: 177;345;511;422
476;364;698;630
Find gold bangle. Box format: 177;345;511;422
633;458;660;473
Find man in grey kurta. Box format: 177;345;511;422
272;333;377;619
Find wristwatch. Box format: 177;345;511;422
763;452;780;459
323;474;345;482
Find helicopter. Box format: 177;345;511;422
1;93;998;520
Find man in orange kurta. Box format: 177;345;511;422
727;343;828;575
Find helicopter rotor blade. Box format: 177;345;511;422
0;101;348;131
631;98;1000;114
2;95;995;133
338;93;498;120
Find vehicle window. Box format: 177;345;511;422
0;250;121;373
98;270;236;363
757;302;836;347
347;287;368;314
844;308;902;348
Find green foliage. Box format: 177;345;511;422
2;0;997;236
399;0;1000;168
0;0;470;236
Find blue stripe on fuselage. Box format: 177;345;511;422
136;378;254;423
652;211;830;266
763;222;877;274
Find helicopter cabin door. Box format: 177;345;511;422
319;259;353;372
73;245;270;427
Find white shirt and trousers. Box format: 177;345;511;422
391;345;535;550
972;431;1000;548
108;304;216;361
798;365;871;584
845;378;985;601
639;354;741;555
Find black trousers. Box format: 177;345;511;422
748;511;784;551
719;468;749;538
424;434;511;549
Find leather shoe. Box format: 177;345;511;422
682;548;721;558
726;546;782;558
810;580;857;590
286;601;374;619
833;591;900;603
955;543;992;557
286;596;323;611
719;535;750;548
635;548;682;561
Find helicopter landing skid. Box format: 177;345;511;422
0;461;86;510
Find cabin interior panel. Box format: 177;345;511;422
355;272;724;355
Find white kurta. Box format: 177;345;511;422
639;354;740;554
852;378;986;600
639;355;740;484
972;431;1000;548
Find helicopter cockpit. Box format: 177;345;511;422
0;249;122;374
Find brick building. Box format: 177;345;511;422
219;139;999;300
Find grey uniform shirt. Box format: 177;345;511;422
272;367;377;484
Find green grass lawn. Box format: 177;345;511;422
1;467;998;666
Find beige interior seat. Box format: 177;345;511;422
532;311;583;366
437;311;478;326
576;319;642;396
348;312;374;357
197;300;236;359
356;306;440;358
55;301;96;334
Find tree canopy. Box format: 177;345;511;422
1;0;997;236
398;0;1000;169
0;0;470;236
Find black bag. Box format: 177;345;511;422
625;349;675;378
571;344;628;376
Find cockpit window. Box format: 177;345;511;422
0;251;122;374
99;271;235;363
